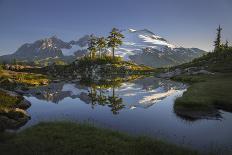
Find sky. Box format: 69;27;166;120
0;0;232;55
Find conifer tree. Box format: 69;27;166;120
214;25;222;51
107;28;124;59
96;37;107;58
224;40;229;49
87;35;97;59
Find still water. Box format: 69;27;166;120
22;77;232;152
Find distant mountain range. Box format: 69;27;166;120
0;29;206;67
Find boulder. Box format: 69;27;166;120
157;68;182;78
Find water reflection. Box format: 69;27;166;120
24;76;185;115
21;76;232;152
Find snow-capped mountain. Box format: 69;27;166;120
116;29;176;60
115;29;205;67
0;29;205;67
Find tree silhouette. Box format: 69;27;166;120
214;25;222;51
107;28;124;59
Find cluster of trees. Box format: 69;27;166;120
214;25;231;51
87;28;124;59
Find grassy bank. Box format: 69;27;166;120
172;48;232;119
0;122;197;155
174;74;232;115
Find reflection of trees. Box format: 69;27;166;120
107;86;124;115
85;80;125;115
97;86;107;106
88;86;98;109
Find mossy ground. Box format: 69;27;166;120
0;122;198;155
0;69;49;91
172;48;232;118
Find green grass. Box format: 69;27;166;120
174;74;232;112
171;48;232;119
0;122;197;155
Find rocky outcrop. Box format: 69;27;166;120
157;69;182;78
0;108;30;130
0;89;31;131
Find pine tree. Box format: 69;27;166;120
107;28;124;59
87;35;97;59
214;25;222;51
224;40;229;49
96;37;107;58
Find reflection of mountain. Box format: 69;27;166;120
26;83;80;103
26;77;185;113
118;77;185;108
133;76;185;91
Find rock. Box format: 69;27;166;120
41;80;48;85
15;89;26;95
53;79;61;83
71;79;79;83
184;67;198;72
15;99;31;110
0;108;30;131
192;70;214;75
157;68;182;78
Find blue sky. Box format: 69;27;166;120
0;0;231;55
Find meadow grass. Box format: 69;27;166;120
174;74;232;112
0;121;198;155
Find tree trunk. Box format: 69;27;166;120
112;48;115;59
112;86;115;98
